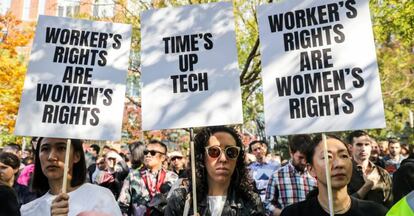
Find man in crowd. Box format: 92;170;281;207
265;135;317;216
369;138;385;168
168;151;186;178
347;130;393;208
118;140;178;215
248;140;279;202
384;138;404;175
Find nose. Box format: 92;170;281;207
218;150;228;163
332;156;346;169
48;148;58;161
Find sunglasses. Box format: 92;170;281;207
205;146;241;160
170;156;183;161
144;149;165;156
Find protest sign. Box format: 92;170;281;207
14;15;131;140
258;0;386;136
140;2;243;131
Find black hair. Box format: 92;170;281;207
0;152;20;181
289;134;312;154
0;152;20;169
347;130;369;145
248;140;268;153
129;141;145;169
388;138;400;147
148;139;168;154
307;134;349;166
192;126;257;204
90;144;100;155
32;138;86;194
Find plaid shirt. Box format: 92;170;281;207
117;167;178;214
264;161;317;215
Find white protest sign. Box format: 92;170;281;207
140;2;243;131
14;15;131;140
258;0;386;136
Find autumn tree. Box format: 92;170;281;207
0;12;34;143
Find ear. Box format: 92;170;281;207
14;168;19;175
307;164;317;178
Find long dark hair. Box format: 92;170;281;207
31;138;86;193
192;126;256;202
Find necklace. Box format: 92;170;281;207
318;196;352;214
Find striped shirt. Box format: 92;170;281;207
264;161;317;214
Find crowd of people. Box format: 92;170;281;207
0;127;413;216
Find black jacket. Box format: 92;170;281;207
392;156;414;203
165;185;265;216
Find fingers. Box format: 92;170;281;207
51;193;69;216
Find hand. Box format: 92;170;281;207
362;173;374;189
366;171;381;190
51;193;69;216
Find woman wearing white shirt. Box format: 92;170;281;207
20;137;122;216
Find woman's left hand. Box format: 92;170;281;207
51;193;69;216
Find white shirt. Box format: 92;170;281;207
20;183;122;216
208;195;226;216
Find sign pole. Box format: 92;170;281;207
322;133;334;216
62;139;71;193
189;128;197;215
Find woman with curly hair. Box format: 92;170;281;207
165;126;265;216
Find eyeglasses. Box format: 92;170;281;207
170;156;183;161
205;146;241;160
144;149;165;156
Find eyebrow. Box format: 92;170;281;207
337;149;349;154
41;142;67;147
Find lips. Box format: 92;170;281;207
46;165;60;170
332;173;347;178
216;167;230;175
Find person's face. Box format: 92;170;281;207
251;143;267;161
388;143;401;156
0;162;18;183
171;156;185;170
308;138;352;190
290;151;307;172
39;138;80;181
351;135;372;162
90;149;98;158
144;143;166;170
205;132;238;185
371;140;380;155
96;157;106;170
379;141;388;154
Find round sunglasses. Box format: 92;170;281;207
205;146;241;160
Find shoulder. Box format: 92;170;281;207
375;166;392;179
165;170;179;180
20;193;51;214
74;183;114;198
351;197;388;215
281;198;316;216
0;184;13;193
165;187;188;215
